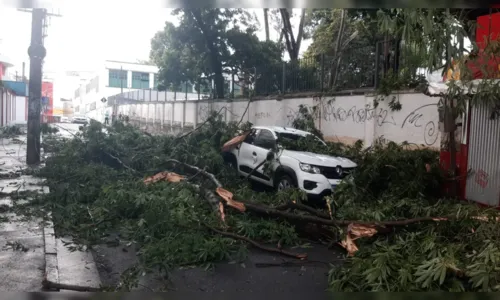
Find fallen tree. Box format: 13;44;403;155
17;112;500;292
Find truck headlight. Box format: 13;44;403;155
299;163;321;174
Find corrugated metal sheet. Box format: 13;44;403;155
465;104;500;206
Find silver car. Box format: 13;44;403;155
72;115;88;124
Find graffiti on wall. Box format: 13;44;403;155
255;112;271;119
161;96;441;147
314;99;396;126
305;98;439;145
475;169;489;188
400;103;439;146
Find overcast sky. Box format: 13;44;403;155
0;3;310;104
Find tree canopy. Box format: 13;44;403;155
149;8;500;97
150;9;283;98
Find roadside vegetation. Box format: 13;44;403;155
7;110;499;292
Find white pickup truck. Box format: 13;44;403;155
222;126;357;199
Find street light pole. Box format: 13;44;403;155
26;8;46;165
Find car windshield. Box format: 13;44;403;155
276;132;326;150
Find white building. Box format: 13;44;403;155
72;60;246;122
72;60;160;117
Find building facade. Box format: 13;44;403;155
0;54;14;81
72;60;245;120
0;54;28;126
72;60;160;116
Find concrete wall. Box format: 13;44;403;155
314;93;441;147
98;91;442;148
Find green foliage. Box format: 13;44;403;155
0;125;23;137
290;104;324;140
14;106;499;292
283;111;500;292
41;123;59;135
23;114;303;288
150;9;282;98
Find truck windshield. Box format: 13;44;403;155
276;132;326;150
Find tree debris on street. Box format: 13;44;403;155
14;112;500;292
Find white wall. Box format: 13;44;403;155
0;89;27;126
14;96;27;125
312;93;441;147
110;92;443;148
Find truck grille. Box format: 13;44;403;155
320;167;355;179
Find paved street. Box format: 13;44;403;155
0;125;101;291
0;134;46;291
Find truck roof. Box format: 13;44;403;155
252;126;311;137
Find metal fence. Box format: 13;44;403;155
105;39;423;103
253;39;425;96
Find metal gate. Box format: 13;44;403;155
465;104;500;206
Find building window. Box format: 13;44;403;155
132;72;150;89
154;74;159;89
109;69;127;88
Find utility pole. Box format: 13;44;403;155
26;8;46;165
20;8;61;165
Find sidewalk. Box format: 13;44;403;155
0;132;101;291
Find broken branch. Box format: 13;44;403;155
274;201;331;220
164;159;222;188
205;224;307;260
104;152;138;173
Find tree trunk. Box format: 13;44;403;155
280;8;298;61
190;9;225;98
329;9;346;89
213;66;225;99
445;8;458;198
296;9;306;54
264;9;270;41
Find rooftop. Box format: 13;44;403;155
254;126;311;136
0;53;14;67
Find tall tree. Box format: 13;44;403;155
376;8;500;197
151;9;252;98
279;8;307;61
150;8;281;99
263;8;270;41
304;9;379;90
329;9;347;88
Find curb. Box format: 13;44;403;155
43;212;60;288
40;143;60;289
40;131;102;292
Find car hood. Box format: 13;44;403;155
282;150;357;168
